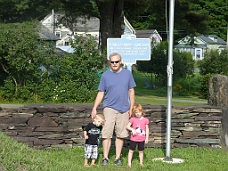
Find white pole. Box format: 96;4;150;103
153;0;184;164
165;0;175;161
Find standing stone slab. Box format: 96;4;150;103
209;74;228;148
221;106;228;147
208;74;228;107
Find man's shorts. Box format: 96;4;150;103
84;144;98;159
102;107;129;138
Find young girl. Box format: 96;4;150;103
83;114;105;167
126;104;149;168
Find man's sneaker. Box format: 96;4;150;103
102;158;109;166
114;158;122;166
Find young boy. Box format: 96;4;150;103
83;114;105;167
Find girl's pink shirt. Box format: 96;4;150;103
129;117;149;142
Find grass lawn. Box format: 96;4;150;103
133;71;207;106
0;131;228;171
0;71;214;171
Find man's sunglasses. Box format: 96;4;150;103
110;60;120;64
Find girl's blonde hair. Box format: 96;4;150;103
132;104;145;117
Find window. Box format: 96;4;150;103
196;50;200;58
195;49;202;60
55;31;61;38
65;42;69;46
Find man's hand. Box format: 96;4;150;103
91;108;97;120
128;110;132;117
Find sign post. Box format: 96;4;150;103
107;34;151;71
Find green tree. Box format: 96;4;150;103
173;50;195;81
0;22;106;102
0;0;149;51
199;73;212;99
0;0;58;23
37;34;105;103
126;0;210;42
0;21;43;99
0;21;65;101
198;49;228;75
202;0;228;40
137;42;168;85
137;42;194;85
1;0;227;49
198;49;228;99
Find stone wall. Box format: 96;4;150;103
0;104;223;149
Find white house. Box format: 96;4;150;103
40;12;162;53
135;29;162;44
175;34;227;60
41;13;136;46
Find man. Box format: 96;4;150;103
91;52;136;166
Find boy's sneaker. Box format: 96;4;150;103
114;158;122;166
102;158;109;166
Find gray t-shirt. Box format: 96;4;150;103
98;68;136;113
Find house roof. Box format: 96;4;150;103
135;30;156;38
74;17;99;32
124;16;135;34
175;44;207;48
41;13;100;32
199;35;226;45
42;12;163;43
177;34;226;46
38;25;60;41
56;46;75;53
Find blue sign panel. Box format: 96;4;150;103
107;34;151;64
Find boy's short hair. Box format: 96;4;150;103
95;113;105;125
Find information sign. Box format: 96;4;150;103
107;34;151;70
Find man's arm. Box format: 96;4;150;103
126;121;136;135
128;88;135;117
91;91;104;120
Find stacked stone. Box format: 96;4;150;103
144;105;222;148
0;104;223;149
0;104;101;149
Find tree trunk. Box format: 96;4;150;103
12;77;18;92
95;0;124;53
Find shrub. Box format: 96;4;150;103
199;73;212;99
0;26;105;103
173;83;182;95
